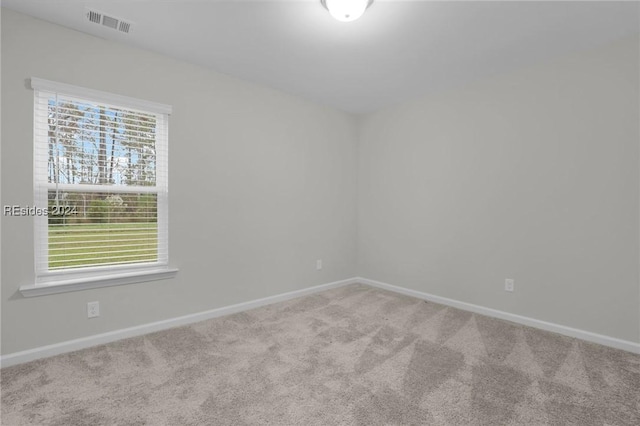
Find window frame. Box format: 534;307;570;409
21;78;177;297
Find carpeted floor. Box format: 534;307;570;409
1;284;639;425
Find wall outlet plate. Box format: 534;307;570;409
316;259;323;270
505;279;515;292
87;301;100;318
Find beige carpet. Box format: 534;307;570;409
1;284;639;425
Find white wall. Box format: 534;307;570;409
358;36;640;343
2;8;639;357
1;9;358;355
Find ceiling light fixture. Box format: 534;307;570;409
321;0;373;23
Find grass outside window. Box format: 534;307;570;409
48;222;158;270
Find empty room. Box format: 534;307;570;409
1;0;639;424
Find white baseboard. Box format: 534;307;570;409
0;278;357;368
3;276;637;368
358;277;640;355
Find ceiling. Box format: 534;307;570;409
3;1;639;114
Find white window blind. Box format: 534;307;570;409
32;79;171;281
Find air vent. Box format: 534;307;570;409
86;9;133;34
87;10;101;24
102;15;118;30
118;21;131;34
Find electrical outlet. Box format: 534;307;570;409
505;279;515;292
87;301;100;318
316;259;322;270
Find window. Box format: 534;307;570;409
27;78;175;295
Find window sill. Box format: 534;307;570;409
19;268;179;297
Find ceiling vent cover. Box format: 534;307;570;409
87;10;101;24
118;21;131;34
86;9;133;34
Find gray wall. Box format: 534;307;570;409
2;8;639;356
1;9;358;355
358;36;640;343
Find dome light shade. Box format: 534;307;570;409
322;0;373;22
